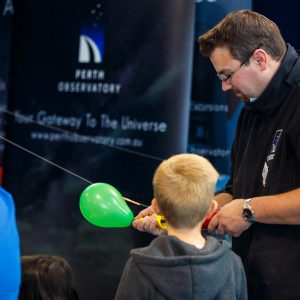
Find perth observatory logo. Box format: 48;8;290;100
58;1;121;94
78;2;104;64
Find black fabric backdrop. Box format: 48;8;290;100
3;0;194;299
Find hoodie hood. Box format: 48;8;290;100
129;235;243;299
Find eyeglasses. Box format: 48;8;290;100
217;60;246;82
216;45;262;82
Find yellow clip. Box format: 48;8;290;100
156;215;167;230
138;215;167;230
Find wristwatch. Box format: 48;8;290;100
242;198;255;223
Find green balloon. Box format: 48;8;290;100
79;183;134;228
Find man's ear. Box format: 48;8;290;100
151;198;160;214
205;199;218;218
253;49;267;71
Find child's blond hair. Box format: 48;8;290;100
153;154;219;228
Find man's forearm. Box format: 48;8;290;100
251;188;300;224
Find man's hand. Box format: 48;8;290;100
132;204;165;236
208;199;252;237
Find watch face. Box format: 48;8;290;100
243;208;254;221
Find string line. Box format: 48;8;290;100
0;108;162;207
0;134;149;207
0;135;93;184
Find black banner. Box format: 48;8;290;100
188;0;252;190
3;1;195;299
0;0;14;176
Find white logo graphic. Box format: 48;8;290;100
3;0;14;16
78;35;102;64
271;129;283;153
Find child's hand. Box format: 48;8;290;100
132;204;165;236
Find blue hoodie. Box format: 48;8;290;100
0;188;21;300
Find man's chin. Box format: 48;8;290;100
234;92;248;103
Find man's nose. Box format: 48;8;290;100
222;80;232;92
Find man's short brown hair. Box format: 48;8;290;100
198;9;286;62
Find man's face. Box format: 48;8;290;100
210;46;261;102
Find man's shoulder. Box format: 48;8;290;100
286;55;300;86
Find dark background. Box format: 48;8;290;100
1;0;300;299
2;0;194;299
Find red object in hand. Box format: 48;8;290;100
202;211;218;229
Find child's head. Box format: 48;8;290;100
153;154;219;229
19;254;80;300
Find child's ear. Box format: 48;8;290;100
151;198;160;214
206;199;218;218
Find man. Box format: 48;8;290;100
133;10;300;299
